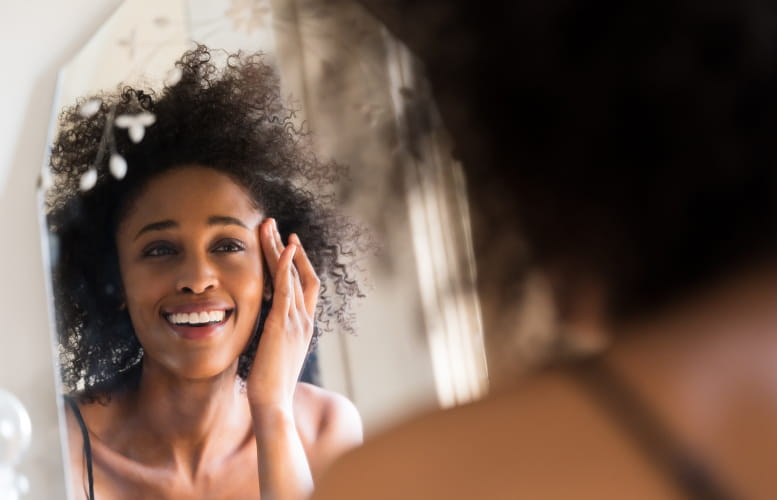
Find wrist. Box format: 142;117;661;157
249;402;295;429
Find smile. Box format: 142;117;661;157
164;309;232;327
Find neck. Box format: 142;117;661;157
117;360;252;480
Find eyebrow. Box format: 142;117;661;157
207;215;249;230
135;220;177;240
134;216;249;240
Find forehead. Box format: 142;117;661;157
119;166;261;229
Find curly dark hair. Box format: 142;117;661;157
384;0;777;326
46;45;364;400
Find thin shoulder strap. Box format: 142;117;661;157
571;358;737;500
64;395;95;500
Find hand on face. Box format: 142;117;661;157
247;218;320;413
116;167;265;381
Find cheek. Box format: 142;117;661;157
118;258;171;321
227;260;264;320
233;267;264;305
123;266;157;297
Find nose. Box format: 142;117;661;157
176;252;217;294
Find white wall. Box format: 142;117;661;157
0;2;122;498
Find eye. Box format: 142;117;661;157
142;243;177;258
213;239;246;253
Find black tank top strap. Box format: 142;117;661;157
569;356;737;500
63;395;95;500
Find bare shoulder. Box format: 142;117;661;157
294;382;362;429
312;372;684;500
293;382;363;478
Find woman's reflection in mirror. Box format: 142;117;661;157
46;45;364;500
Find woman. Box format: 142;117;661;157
46;45;363;499
313;1;777;499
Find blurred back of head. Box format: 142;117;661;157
411;0;777;330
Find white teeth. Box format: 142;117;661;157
166;310;227;325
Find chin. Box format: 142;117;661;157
153;353;242;383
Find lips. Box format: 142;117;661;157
161;301;233;340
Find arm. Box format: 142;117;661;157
248;219;319;500
251;405;313;500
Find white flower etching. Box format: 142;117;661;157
78;99;102;118
164;67;183;87
109;154;128;179
79;168;98;192
115;112;156;143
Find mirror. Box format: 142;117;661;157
39;0;486;482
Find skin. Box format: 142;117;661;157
63;166;363;499
312;265;777;499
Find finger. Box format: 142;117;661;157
287;236;306;316
268;244;296;319
290;261;306;319
273;219;285;252
289;233;320;316
260;218;284;280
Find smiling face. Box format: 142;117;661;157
115;166;265;381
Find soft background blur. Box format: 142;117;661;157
0;2;123;497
